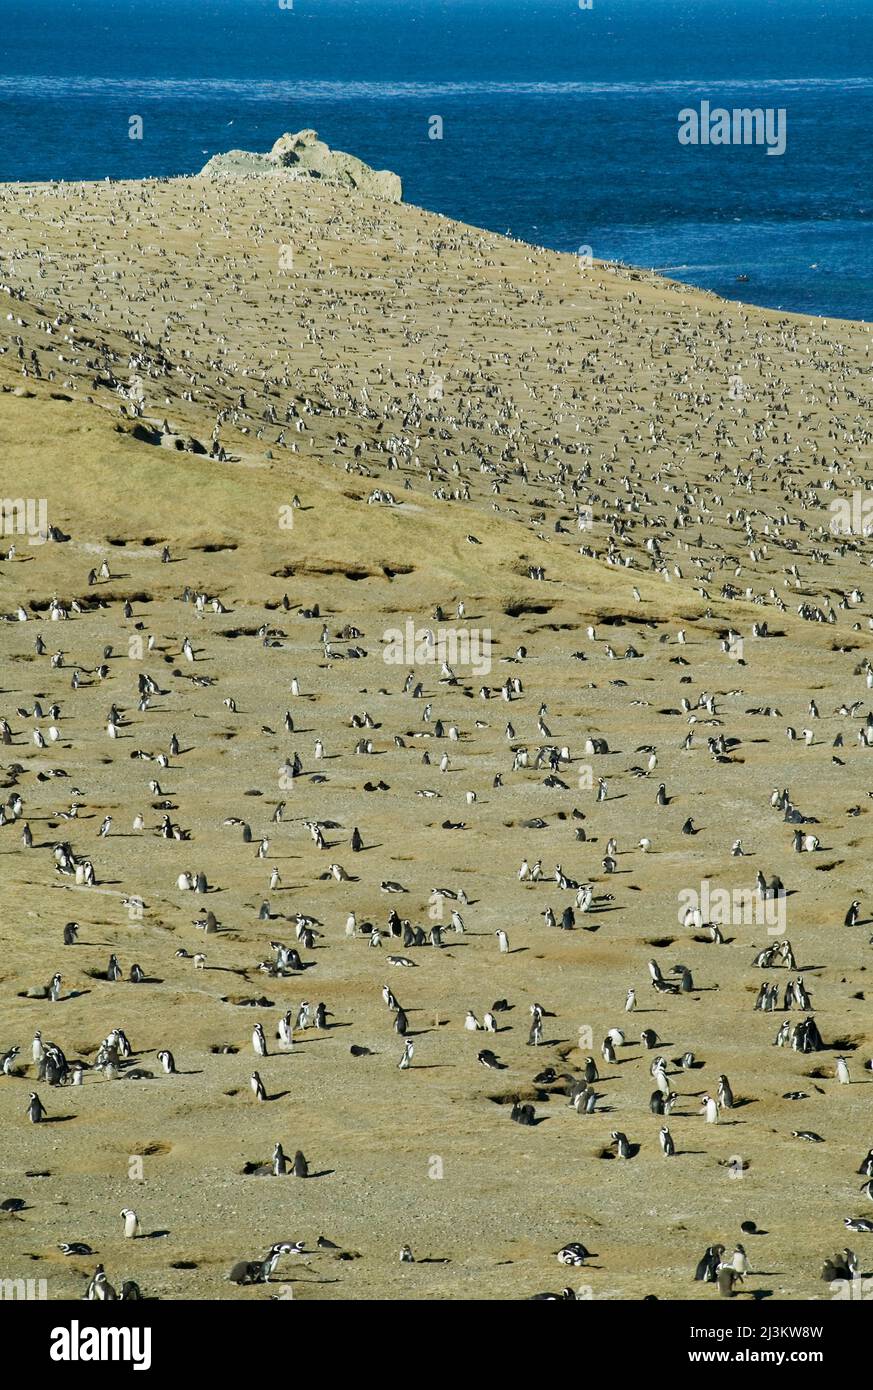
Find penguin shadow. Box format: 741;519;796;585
139;1229;171;1239
305;1169;335;1179
40;1115;77;1124
18;989;92;1003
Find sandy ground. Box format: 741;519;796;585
0;168;872;1301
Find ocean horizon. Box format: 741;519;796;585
1;0;871;321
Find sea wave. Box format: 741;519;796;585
2;75;873;101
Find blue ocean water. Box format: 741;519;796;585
1;0;871;320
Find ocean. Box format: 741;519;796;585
1;0;871;321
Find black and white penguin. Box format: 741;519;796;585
694;1245;725;1282
611;1130;632;1159
26;1092;46;1123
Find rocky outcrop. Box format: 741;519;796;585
199;129;402;202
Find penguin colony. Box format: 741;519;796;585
0;165;873;1300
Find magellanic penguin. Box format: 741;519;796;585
26;1092;46;1123
611;1130;633;1159
86;1265;117;1300
694;1245;725;1282
121;1208;141;1239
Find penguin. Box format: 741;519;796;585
694;1245;725;1282
477;1049;505;1070
86;1265;117;1300
26;1092;46;1123
845;900;861;927
717;1074;734;1110
272;1142;288;1176
836;1056;851;1085
398;1039;413;1070
157;1049;176;1074
252;1023;268;1057
293;1149;309;1178
701;1093;719;1124
659;1126;675;1157
717;1266;742;1298
729;1244;750;1275
63;922;79;945
556;1241;590;1266
845;1217;873;1233
121;1208;141;1239
251;1071;266;1102
611;1130;632;1159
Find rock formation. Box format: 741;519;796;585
199;128;402;202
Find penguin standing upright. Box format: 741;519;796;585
252;1023;267;1057
86;1265;117;1301
611;1131;632;1159
293;1149;309;1178
717;1266;742;1298
701;1094;719;1124
717;1074;734;1110
272;1142;287;1176
121;1208;141;1239
659;1125;675;1156
694;1245;724;1282
26;1092;46;1123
